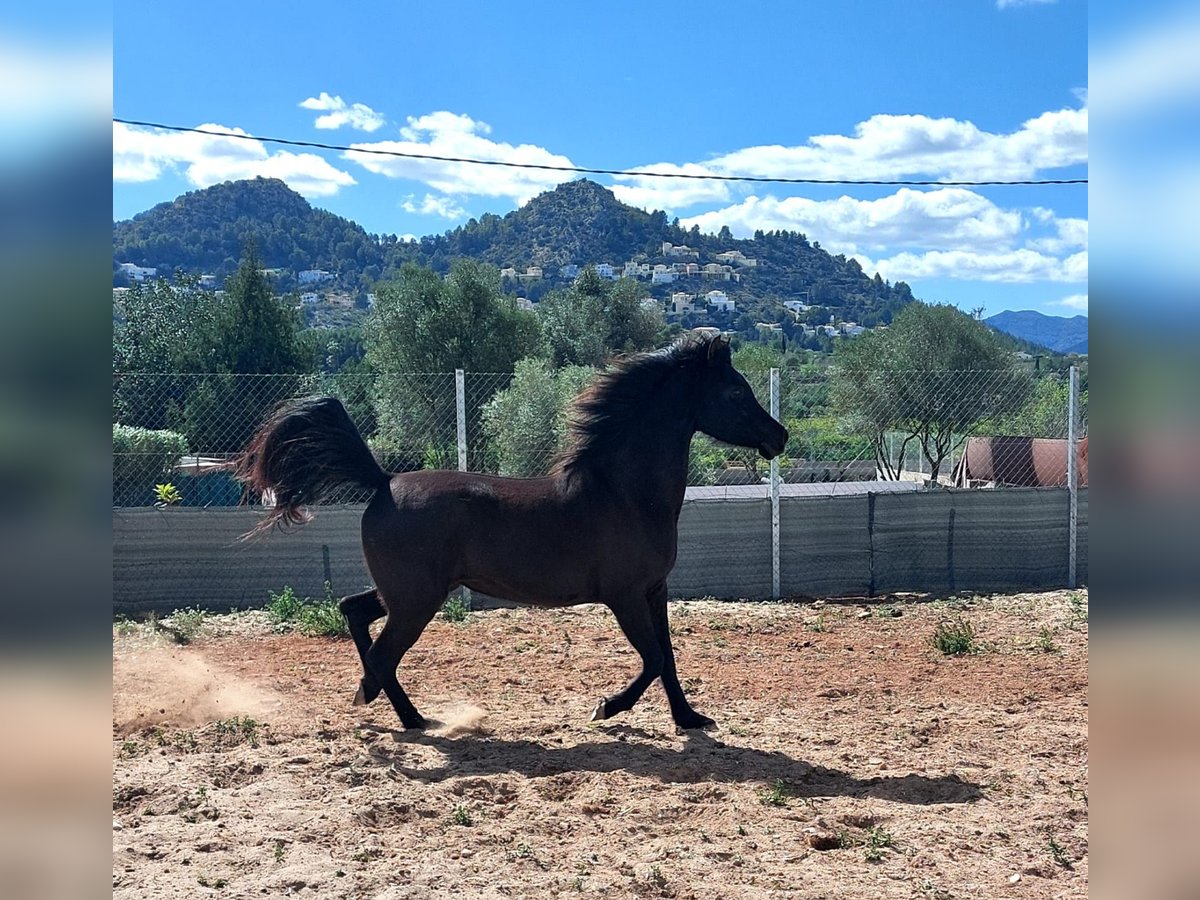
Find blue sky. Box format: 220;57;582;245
113;0;1088;317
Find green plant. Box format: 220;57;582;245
167;607;206;644
758;779;792;807
1069;592;1088;623
930;617;977;655
213;716;261;748
154;482;183;505
273;840;287;862
112;424;188;506
441;594;470;624
267;585;304;624
806;615;828;633
1046;832;1073;869
266;584;349;637
1035;626;1058;653
450;804;472;826
863;825;894;861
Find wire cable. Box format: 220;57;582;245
113;118;1087;187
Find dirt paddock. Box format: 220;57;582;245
113;591;1088;898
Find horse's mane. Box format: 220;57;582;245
551;336;715;476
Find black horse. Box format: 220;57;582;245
233;336;787;730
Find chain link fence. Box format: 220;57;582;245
113;366;1087;507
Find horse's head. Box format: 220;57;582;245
693;338;789;459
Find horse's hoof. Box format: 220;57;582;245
676;713;717;731
402;715;430;731
588;697;608;722
352;684;367;706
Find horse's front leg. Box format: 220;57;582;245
647;582;715;730
589;595;664;723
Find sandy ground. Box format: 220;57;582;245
113;591;1088;899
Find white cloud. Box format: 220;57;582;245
299;92;386;132
610;163;731;211
112;121;356;198
859;248;1087;284
1056;294;1088;311
400;193;466;219
345;112;573;205
702;107;1086;183
681;188;1024;255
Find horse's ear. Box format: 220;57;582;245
707;336;731;367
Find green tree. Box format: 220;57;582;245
112;274;219;432
538;268;662;367
366;260;543;456
830;303;1030;482
481;359;595;477
184;245;307;453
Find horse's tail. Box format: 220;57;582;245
231;396;390;537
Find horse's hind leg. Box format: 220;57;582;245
364;588;442;729
647;583;715;730
338;589;385;705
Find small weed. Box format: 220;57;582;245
197;874;227;889
647;865;667;889
1069;592;1088;624
441;595;470;624
113;616;142;637
172;730;199;752
213;716;261;748
805;616;828;633
450;804;472;826
267;585;304;623
736;824;748;836
930;617;977;655
572;876;585;891
1035;626;1058;653
273;840;287;862
119;740;142;758
351;848;381;863
513;842;533;858
863;825;894;862
1046;832;1073;869
758;779;792;807
875;605;901;618
167;607;206;644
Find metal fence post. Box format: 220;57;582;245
455;369;472;610
770;368;781;600
1067;365;1078;588
455;369;468;472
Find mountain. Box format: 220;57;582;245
113;177;916;326
112;177;387;290
985;310;1088;354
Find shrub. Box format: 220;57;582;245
267;584;349;637
930;617;978;655
113;424;188;506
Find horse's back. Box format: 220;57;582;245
360;469;666;606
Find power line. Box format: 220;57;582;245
113;118;1087;187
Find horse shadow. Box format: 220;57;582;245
367;724;980;806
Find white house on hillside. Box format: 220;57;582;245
119;262;157;281
705;290;736;313
298;269;335;284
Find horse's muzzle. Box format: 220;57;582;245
758;423;789;460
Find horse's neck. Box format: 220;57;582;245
568;416;695;520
